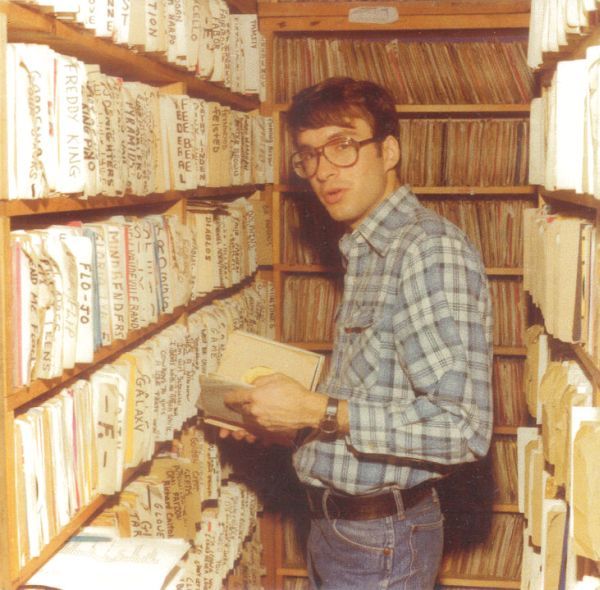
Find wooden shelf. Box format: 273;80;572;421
492;503;520;513
275;568;520;588
486;268;523;276
274;184;311;193
494;425;526;436
0;186;262;219
0;3;259;110
8;281;253;412
275;184;536;196
494;346;527;356
537;24;600;75
276;263;341;273
396;104;531;115
443;502;521;514
0;192;180;219
548;338;600;391
227;0;257;13
271;103;531;114
284;343;528;358
539;187;600;211
276;567;309;578
570;343;600;391
572;25;600;60
277;263;522;276
258;1;530;32
438;576;520;589
415;186;536;196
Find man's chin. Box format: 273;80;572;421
324;205;349;222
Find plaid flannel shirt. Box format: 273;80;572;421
294;186;494;495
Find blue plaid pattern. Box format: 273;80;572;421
294;186;493;495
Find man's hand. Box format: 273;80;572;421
224;373;326;434
218;427;257;443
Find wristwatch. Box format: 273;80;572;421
319;397;340;435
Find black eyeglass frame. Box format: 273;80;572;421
290;136;382;179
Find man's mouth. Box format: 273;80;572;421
322;188;346;205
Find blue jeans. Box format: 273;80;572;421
306;487;444;590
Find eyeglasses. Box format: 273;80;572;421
290;136;381;179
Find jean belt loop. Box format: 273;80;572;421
391;486;406;517
322;488;341;520
322;488;332;520
321;488;330;520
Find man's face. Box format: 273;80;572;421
295;118;399;229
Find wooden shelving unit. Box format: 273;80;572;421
0;3;265;588
521;4;600;583
261;2;533;586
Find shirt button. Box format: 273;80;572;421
383;548;392;556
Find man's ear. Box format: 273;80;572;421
382;135;400;173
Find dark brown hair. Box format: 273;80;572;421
287;77;399;143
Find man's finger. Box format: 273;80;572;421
251;372;282;386
232;428;257;443
224;389;253;407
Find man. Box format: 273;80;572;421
224;77;493;589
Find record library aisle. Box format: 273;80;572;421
2;0;600;589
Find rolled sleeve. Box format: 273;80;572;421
347;234;493;465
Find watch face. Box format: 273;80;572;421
319;397;339;435
319;416;338;435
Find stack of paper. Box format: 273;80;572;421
6;43;273;200
571;409;600;561
17;0;266;94
523;208;594;345
13;278;274;564
527;0;591;70
27;536;190;590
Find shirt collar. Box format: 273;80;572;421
339;185;418;259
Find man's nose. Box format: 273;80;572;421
314;152;338;181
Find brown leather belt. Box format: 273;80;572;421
306;482;434;521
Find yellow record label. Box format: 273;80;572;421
242;366;275;384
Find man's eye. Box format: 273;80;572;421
298;151;316;162
331;140;353;152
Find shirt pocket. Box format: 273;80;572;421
340;305;380;394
